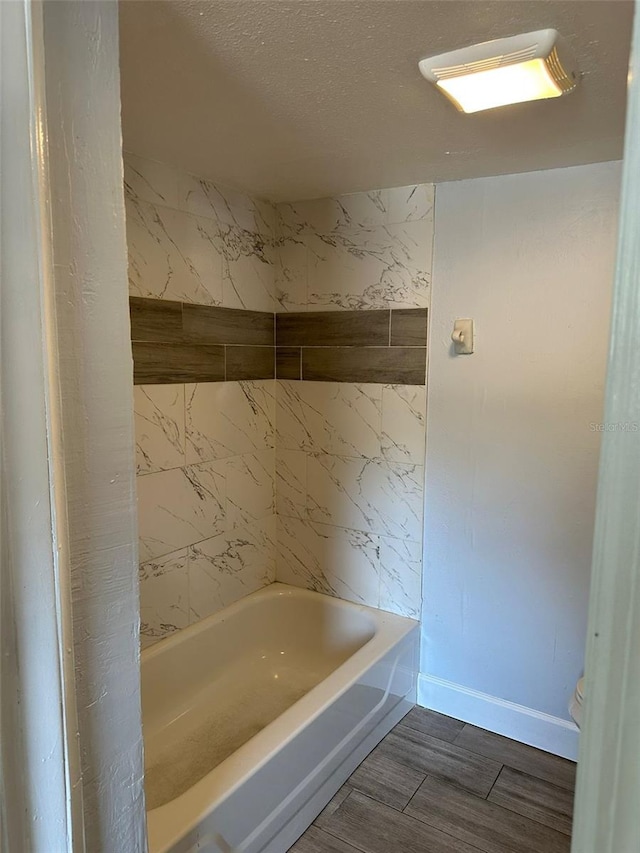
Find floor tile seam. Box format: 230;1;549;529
402;775;573;847
329;790;490;853
450;728;576;791
400;719;462;744
401;773;499;815
347;769;429;813
486;787;574;838
393;725;503;775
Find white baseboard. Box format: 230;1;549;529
418;672;579;761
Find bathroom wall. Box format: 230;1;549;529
124;153;277;647
42;2;146;848
274;188;434;618
422;161;622;757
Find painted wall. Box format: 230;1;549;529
125;153;277;647
422;161;622;757
275;188;434;618
2;2;73;846
43;1;146;849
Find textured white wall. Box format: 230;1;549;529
43;2;146;849
1;2;72;847
423;162;621;753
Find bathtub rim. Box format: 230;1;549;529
143;583;418;851
141;581;379;665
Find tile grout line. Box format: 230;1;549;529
334;790;491;853
451;724;576;790
484;764;505;801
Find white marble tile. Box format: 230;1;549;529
381;384;427;465
276;381;382;458
275;380;311;451
276;516;334;595
185;380;275;464
137;462;226;561
277;184;434;235
306;454;423;542
306;221;431;311
276;448;306;519
188;515;276;622
312;522;380;607
139;548;189;647
379;537;422;619
135;384;185;474
123;152;180;209
275;237;308;312
220;225;276;312
277;191;389;236
387;184;435;225
221;450;275;529
126;197;223;305
275;517;380;607
180;175;276;236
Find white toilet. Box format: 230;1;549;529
570;676;585;728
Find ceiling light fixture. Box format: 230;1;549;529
418;29;578;114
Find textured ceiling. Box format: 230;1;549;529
119;0;633;201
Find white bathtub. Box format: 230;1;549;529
142;583;419;853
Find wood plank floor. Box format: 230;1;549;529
289;707;575;853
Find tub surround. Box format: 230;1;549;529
273;187;433;620
275;308;427;383
131;297;275;384
276;185;433;313
125;151;276;312
131;297;427;385
126;153;280;647
126;150;434;644
275;380;425;618
135;380;276;647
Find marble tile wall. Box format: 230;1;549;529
125;151;276;312
275;381;426;618
275;185;434;313
135;380;276;648
125;152;278;647
126;151;433;637
273;186;433;619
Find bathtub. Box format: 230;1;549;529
142;583;419;853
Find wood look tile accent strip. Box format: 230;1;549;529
302;347;426;384
390;308;428;346
130;297;275;383
183;303;274;346
276;347;301;380
132;342;225;384
129;299;429;385
130;296;183;342
225;346;274;381
276;310;390;347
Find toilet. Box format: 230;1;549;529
570;677;585;728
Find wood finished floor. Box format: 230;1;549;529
289;707;575;853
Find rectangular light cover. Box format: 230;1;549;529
419;30;577;114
